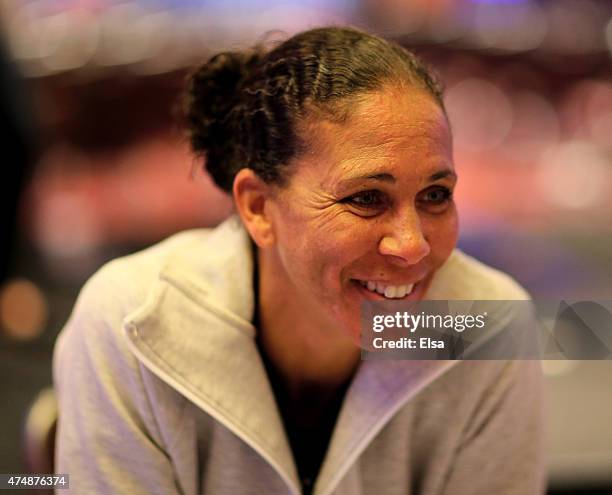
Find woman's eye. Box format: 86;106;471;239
418;186;453;210
340;190;388;214
424;188;451;203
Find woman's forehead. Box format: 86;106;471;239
293;88;453;184
303;87;449;152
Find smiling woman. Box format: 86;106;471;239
244;85;458;347
53;27;545;495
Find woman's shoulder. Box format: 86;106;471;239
427;249;530;301
56;215;251;354
54;229;211;358
79;228;216;314
53;231;217;491
53;222;241;419
79;216;246;314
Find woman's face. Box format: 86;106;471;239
262;84;458;342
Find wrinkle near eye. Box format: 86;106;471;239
280;186;340;214
302;205;356;235
309;191;338;209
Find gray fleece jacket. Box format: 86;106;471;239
54;215;545;494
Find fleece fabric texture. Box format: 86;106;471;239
54;215;545;495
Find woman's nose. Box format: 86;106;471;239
378;214;430;266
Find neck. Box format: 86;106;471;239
254;248;360;401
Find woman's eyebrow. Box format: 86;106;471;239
429;169;457;181
363;172;396;182
336;169;457;188
336;173;396;188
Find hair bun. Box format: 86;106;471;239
184;50;261;191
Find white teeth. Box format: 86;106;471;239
384;286;396;298
359;280;415;299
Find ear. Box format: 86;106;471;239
232;168;276;248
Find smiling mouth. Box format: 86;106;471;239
354;279;417;299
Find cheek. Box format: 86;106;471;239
424;211;459;265
275;209;372;291
301;227;369;288
271;209;338;289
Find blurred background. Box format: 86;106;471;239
0;0;610;493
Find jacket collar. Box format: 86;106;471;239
123;216;458;495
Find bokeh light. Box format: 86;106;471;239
473;1;548;52
537;141;609;210
0;278;49;341
444;78;513;152
501;90;560;163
